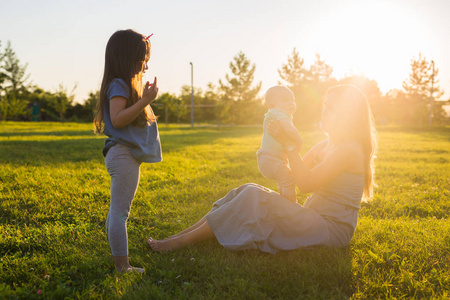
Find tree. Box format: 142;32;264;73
0;41;6;93
383;89;406;125
84;90;99;116
0;98;8;121
204;83;226;125
402;53;444;126
310;53;334;83
27;87;59;121
305;53;337;128
153;92;184;124
431;100;450;125
2;42;29;95
278;48;309;87
219;51;262;124
8;94;28;120
278;49;336;129
0;41;30;120
53;84;76;121
66;90;98;122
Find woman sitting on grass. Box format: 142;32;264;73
148;84;377;254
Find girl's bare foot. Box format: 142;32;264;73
111;255;144;274
123;266;145;274
147;237;183;252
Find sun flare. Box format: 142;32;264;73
311;1;429;92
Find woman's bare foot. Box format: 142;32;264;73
166;217;208;239
147;222;215;252
147;237;183;252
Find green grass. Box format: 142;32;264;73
0;122;449;299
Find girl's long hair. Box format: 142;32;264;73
327;84;378;200
94;29;155;133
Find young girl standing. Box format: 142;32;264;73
94;29;161;273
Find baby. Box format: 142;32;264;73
257;86;302;203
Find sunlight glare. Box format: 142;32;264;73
311;1;430;92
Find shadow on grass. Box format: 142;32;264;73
0;130;98;138
0;127;262;166
0;138;105;166
122;244;354;299
159;126;261;152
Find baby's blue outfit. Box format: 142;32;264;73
102;78;162;163
257;108;295;198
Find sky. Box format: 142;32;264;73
1;0;449;103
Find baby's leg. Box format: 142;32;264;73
277;181;296;202
257;153;277;180
280;188;297;202
258;153;296;202
274;162;297;202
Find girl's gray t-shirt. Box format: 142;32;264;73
102;78;162;163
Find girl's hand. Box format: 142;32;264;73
267;120;298;147
142;77;158;104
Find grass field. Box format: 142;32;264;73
0;122;449;299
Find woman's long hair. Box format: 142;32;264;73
327;84;378;200
94;29;155;133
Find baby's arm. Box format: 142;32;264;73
278;118;302;147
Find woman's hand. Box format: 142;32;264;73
267;120;300;148
142;77;158;104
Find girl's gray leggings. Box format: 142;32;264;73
105;143;141;256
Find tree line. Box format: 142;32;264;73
1;40;448;128
0;41;96;122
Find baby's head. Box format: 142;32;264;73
265;86;296;114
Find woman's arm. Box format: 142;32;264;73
267;120;322;169
268;120;360;193
301;140;328;170
286;143;357;193
110;78;158;129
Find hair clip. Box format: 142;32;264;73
145;34;153;41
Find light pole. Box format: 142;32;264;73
429;60;435;126
190;62;194;127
